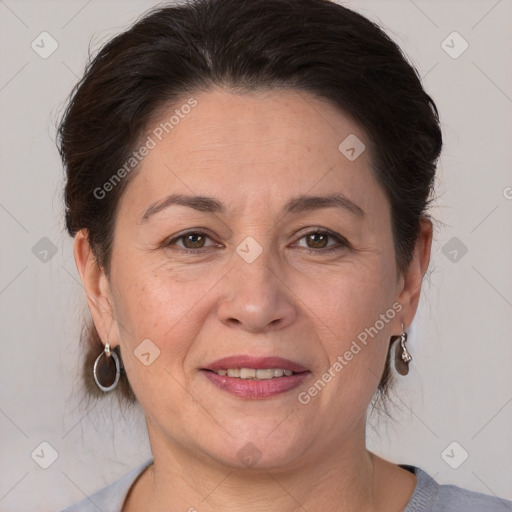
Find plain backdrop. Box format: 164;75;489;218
1;0;511;510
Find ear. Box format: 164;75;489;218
73;229;119;347
394;218;433;333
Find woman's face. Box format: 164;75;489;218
81;87;429;470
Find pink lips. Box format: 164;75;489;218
201;354;310;399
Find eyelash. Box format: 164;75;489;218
163;229;349;255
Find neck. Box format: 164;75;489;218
135;418;386;512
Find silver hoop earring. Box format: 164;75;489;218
394;322;412;376
93;340;121;392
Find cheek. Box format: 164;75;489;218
305;256;396;391
111;265;207;411
306;254;395;336
112;259;220;364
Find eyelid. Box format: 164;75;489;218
164;228;220;250
163;227;349;253
292;228;349;250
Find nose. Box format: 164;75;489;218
216;248;297;334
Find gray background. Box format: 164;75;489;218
0;0;511;510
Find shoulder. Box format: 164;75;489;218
402;464;512;512
58;459;154;512
436;483;512;511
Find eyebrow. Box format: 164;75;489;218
140;192;365;222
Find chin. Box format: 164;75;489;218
196;425;310;472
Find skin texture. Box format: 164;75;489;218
74;87;432;511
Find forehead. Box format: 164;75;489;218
119;87;388;222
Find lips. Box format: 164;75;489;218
202;355;309;373
200;354;311;399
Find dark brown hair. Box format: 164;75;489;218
57;0;442;410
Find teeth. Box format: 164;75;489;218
214;368;297;379
240;368;256;379
253;369;273;379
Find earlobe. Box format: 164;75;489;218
73;229;115;344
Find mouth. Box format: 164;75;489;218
200;355;311;399
203;367;300;379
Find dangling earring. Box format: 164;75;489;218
93;340;121;392
394;322;412;376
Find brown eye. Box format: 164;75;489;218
305;232;329;249
294;229;349;253
181;232;207;249
164;230;217;253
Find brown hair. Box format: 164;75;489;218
58;0;442;410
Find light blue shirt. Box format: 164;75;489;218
60;459;512;511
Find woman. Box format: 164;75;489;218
57;0;511;510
